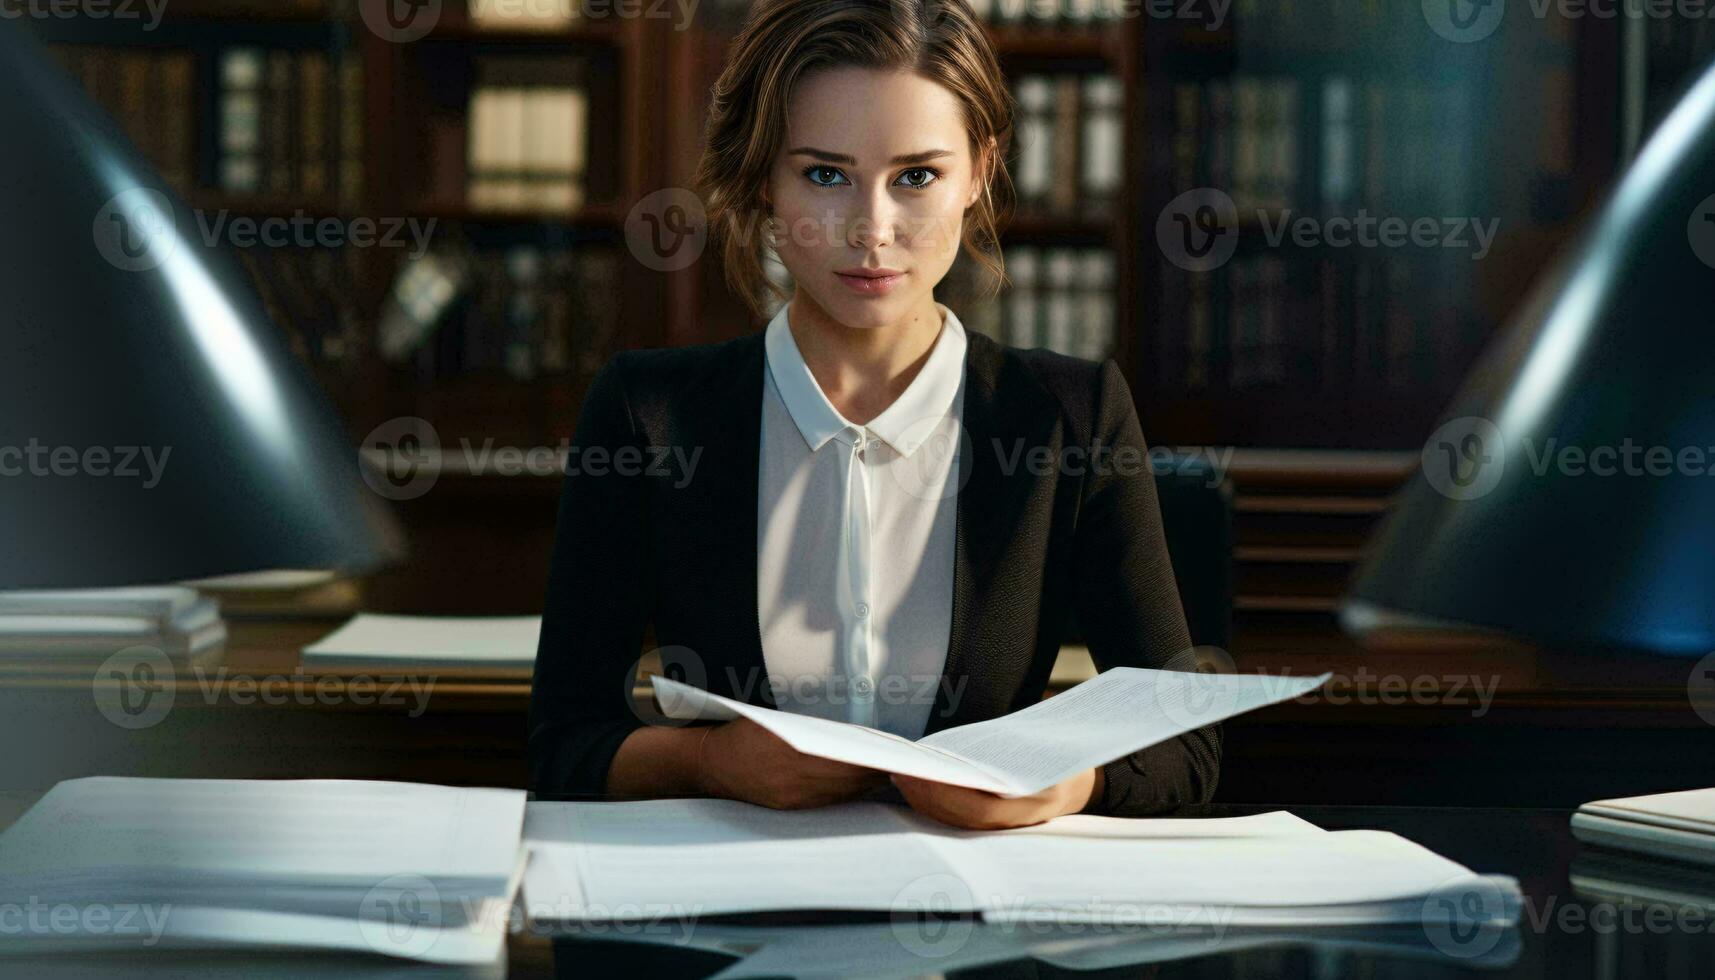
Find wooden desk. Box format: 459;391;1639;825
3;620;1713;806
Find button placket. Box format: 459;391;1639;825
844;427;876;727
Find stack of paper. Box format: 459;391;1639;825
1573;787;1715;866
521;798;1522;933
0;777;528;964
0;587;225;668
302;614;541;672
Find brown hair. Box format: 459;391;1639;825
692;0;1015;320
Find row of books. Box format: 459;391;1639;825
1014;72;1123;220
236;244;373;365
49;46;198;193
379;243;622;381
465;57;590;212
51;41;365;206
220;45;366;202
1164;75;1480;219
944;246;1118;363
1153;250;1479;394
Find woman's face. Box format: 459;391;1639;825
766;67;988;331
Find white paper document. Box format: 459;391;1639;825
0;778;529;964
522;798;1520;931
302;614;542;669
653;666;1331;796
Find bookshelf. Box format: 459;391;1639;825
22;2;1715;618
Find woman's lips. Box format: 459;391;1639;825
835;271;905;296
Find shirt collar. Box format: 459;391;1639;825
764;300;967;458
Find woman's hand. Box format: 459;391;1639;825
890;767;1105;830
697;717;889;810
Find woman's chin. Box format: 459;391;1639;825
814;289;917;331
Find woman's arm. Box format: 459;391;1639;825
1071;359;1222;816
527;356;653;798
528;355;890;806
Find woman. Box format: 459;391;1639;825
528;0;1219;829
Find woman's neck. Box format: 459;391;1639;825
784;292;945;427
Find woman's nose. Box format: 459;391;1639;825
845;189;898;250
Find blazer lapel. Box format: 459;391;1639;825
924;332;1061;735
677;331;777;707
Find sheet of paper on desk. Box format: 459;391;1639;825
0;777;528;964
520;799;1325;923
652;666;1331;796
302;614;541;669
521;798;1521;930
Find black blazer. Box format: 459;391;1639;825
527;327;1221;816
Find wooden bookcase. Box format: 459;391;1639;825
22;2;1715;621
31;2;1689;453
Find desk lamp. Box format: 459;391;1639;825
1342;59;1715;656
0;23;403;588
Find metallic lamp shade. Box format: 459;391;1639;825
0;24;404;588
1343;60;1715;656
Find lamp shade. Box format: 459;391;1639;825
1342;58;1715;656
0;24;404;589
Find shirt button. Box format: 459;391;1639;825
855;601;870;619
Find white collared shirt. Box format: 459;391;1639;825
757;300;967;738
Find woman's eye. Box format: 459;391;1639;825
804;166;847;187
896;168;940;189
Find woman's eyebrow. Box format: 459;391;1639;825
787;147;954;166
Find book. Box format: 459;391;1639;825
653;666;1330;798
218;48;264;194
467;57;588;213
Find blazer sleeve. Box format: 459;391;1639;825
527;354;652;799
1071;359;1222;816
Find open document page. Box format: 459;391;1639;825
653;667;1331;796
521;799;1520;931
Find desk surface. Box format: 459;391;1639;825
4;800;1712;979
